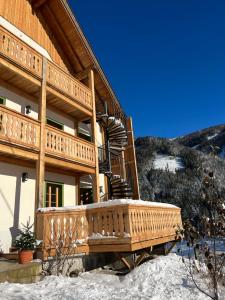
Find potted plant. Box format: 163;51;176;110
15;220;38;264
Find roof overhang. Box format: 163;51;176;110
32;0;125;119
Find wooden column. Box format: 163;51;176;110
125;117;140;199
88;69;100;202
75;175;80;205
35;57;47;209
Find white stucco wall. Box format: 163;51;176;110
46;109;75;136
0;161;78;252
96;122;103;146
45;171;77;207
0;162;36;253
0;86;39;119
0;86;76;135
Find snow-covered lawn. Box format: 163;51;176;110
1;254;224;300
153;154;184;173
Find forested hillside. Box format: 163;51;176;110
135;131;225;218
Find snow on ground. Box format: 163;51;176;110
153;154;184;173
1;254;224;300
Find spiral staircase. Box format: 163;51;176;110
97;112;133;199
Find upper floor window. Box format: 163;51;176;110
46;118;64;130
0;96;6;105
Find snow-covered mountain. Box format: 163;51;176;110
175;123;225;158
135;124;225;218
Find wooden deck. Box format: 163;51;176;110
36;202;182;260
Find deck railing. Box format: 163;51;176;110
45;125;95;166
0;26;42;77
0;26;92;111
0;106;95;166
47;62;92;109
36;203;182;258
0;105;40;149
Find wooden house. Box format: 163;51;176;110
0;0;181;260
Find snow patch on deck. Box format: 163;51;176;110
37;199;179;212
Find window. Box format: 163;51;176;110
0;96;6;105
45;181;63;207
78;132;92;142
46;118;63;130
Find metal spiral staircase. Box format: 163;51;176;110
97;105;133;199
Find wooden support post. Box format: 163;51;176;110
75;175;80;205
89;69;100;203
35;57;47;209
125;117;140;199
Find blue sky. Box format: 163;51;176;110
69;0;225;138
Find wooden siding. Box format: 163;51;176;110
0;0;71;72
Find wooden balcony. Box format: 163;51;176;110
0;106;95;170
45;125;95;167
36;202;182;259
0;26;92;120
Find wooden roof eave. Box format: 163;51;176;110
35;0;125;117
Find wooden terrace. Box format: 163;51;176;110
36;201;182;260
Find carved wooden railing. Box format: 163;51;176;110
36;203;182;258
0;26;42;77
45;125;95;166
0;105;40;149
0;26;92;112
47;61;92;109
36;209;88;256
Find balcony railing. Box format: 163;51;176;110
0;26;92;112
36;202;182;259
0;106;95;167
47;62;92;109
45;125;95;166
0;26;42;77
0;105;40;149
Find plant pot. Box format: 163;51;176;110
18;250;33;264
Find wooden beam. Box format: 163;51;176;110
75;65;95;81
32;0;48;9
125;117;140;200
0;57;41;86
35;58;47;210
89;69;100;203
45;156;95;174
0;143;38;161
46;86;92;118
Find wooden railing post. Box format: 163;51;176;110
35;57;47;210
89;69;99;203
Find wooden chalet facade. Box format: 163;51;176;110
0;0;181;257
